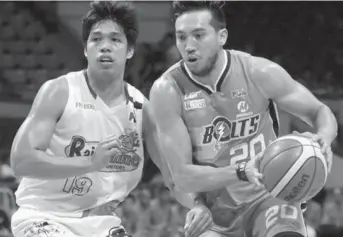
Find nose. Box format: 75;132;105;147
100;39;112;52
185;38;196;54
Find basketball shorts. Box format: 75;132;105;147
11;207;129;237
206;194;307;237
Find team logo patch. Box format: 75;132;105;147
75;102;95;110
202;115;261;151
184;99;206;110
237;100;249;113
184;91;202;100
231;88;247;98
236;100;254;118
65;128;142;172
101;128;141;172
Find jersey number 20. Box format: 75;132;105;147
230;133;266;165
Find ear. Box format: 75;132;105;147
84;48;88;58
126;46;134;59
218;28;228;46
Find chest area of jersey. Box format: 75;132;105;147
60;103;143;173
183;87;266;141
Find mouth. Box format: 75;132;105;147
187;56;199;63
98;56;114;64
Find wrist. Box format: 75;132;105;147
236;162;248;181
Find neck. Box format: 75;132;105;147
189;49;227;88
87;69;125;107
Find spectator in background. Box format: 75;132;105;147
319;189;343;236
115;195;137;236
304;200;322;237
133;188;152;237
150;187;174;237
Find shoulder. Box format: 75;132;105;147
150;62;182;101
250;56;280;76
41;76;69;97
35;76;69;106
30;76;69;117
249;56;296;99
229;49;252;59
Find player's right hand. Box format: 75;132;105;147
244;153;264;187
91;135;120;170
184;203;213;237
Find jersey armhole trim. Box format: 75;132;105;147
56;76;70;125
247;57;280;137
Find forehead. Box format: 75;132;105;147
175;10;213;32
89;19;125;35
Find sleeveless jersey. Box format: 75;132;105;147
165;50;279;211
15;70;145;217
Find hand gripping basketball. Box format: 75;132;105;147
293;131;333;172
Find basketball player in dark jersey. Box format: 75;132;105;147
150;1;337;237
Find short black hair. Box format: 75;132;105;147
82;1;138;47
172;1;226;30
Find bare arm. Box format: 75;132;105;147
142;98;200;208
149;78;241;193
11;78;105;179
251;57;338;144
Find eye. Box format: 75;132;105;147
112;38;121;42
92;37;101;42
177;35;186;41
194;33;204;40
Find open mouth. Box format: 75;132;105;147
187;58;198;63
99;56;114;63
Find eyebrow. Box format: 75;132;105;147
176;28;206;34
90;31;123;36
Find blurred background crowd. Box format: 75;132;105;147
0;1;343;237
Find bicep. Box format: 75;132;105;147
274;81;323;123
149;80;193;173
252;57;324;124
11;79;67;156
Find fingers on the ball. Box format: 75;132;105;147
185;215;202;237
188;216;208;237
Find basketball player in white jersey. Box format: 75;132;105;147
150;1;338;237
10;2;212;237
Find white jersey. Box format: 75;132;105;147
15;70;145;218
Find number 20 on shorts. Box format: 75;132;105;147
265;204;298;229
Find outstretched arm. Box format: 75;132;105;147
251;57;337;168
251;57;337;143
142;98;200;208
143;97;213;237
149;77;242;193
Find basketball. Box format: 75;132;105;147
260;134;328;203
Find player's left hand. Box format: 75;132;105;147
293;131;333;172
184;204;213;237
